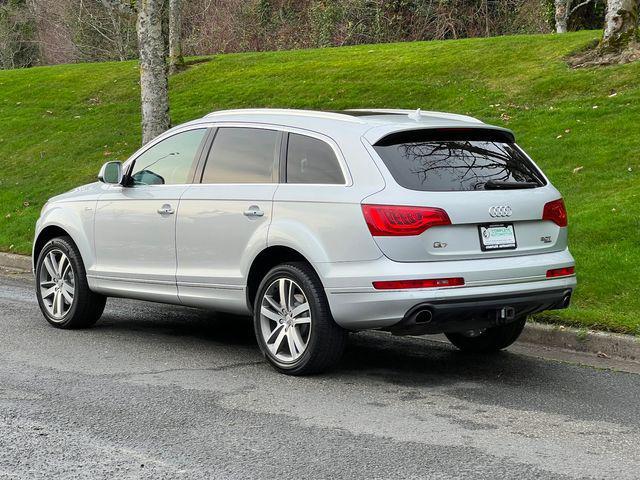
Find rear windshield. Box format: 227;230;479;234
374;129;546;192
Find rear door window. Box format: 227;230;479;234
286;133;344;184
201;127;280;184
374;129;545;191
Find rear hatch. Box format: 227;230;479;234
363;128;568;262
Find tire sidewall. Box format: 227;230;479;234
253;265;323;373
35;238;81;328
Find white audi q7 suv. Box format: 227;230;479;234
33;108;576;374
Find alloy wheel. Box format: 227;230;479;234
259;277;312;363
39;249;75;321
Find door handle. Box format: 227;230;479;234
157;204;175;215
243;206;264;217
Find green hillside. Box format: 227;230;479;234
1;31;638;333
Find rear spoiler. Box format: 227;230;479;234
366;125;516;146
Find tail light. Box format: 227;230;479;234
546;266;575;278
373;277;465;290
543;199;568;227
362;204;451;236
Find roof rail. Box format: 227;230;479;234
204;108;365;123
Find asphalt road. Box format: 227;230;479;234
1;271;639;479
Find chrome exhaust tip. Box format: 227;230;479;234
414;309;433;325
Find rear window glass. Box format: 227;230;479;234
374;129;545;192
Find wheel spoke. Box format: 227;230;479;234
290;326;305;356
56;289;64;315
290;302;309;318
57;255;67;277
41;286;56;299
278;278;287;308
266;324;284;344
293;316;311;325
61;264;71;282
43;255;57;279
261;306;282;323
48;253;60;277
264;295;281;312
287;281;293;310
269;327;287;355
61;286;73;304
51;291;59;315
287;330;298;357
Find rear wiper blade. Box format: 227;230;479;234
484;180;538;190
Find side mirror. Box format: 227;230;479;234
98;161;123;184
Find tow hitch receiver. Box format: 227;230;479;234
497;306;516;323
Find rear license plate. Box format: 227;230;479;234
478;223;517;251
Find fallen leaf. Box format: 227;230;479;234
572;166;584;174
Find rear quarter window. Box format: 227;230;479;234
286;133;344;184
374;129;546;192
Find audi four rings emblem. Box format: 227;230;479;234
489;206;513;218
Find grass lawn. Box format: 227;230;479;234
0;31;638;334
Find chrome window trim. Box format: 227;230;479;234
198;121;353;187
123;121;353;187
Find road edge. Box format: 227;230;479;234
519;321;639;362
0;252;31;272
1;251;638;362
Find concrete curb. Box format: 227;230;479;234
0;252;31;272
520;322;639;362
0;251;638;362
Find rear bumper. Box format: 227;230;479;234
388;288;572;336
316;249;576;330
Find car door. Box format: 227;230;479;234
176;126;281;312
92;127;209;304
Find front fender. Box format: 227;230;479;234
34;200;97;272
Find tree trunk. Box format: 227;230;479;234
601;0;639;51
137;0;170;145
168;0;184;74
555;0;569;33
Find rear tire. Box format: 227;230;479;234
35;236;106;329
253;262;347;375
445;317;526;353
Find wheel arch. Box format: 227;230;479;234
33;223;89;273
33;225;72;264
245;245;319;312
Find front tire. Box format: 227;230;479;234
253;262;347;375
35;236;106;329
445;317;527;353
